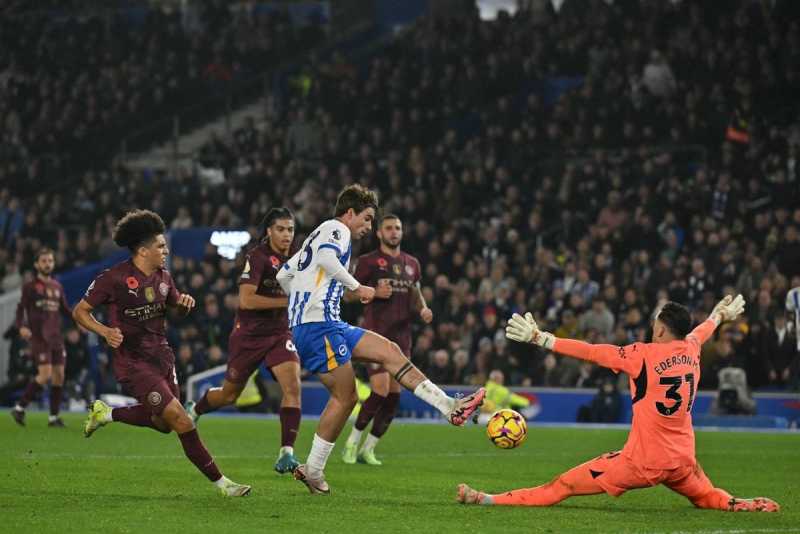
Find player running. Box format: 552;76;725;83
73;209;251;497
341;214;433;466
457;295;780;513
277;184;485;495
10;248;71;427
186;207;302;474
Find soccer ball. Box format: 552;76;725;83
486;408;528;449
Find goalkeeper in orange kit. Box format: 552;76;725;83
458;295;779;513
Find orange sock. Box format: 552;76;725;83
491;464;604;506
691;488;733;510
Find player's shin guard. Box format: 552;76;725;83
370;392;400;438
18;381;43;408
279;406;301;448
195;391;215;416
49;386;62;416
355;392;385;431
178;429;223;482
112;405;164;431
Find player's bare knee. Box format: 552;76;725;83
221;391;239;405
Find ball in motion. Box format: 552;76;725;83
486;408;527;449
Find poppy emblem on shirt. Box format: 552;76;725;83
126;277;139;290
270;256;280;268
377;258;388;269
159;282;169;296
405;265;415;276
35;282;45;294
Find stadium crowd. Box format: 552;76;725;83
2;1;799;406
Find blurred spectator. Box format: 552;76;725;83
761;313;798;389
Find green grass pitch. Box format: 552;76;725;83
2;412;799;534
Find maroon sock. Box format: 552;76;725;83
49;386;63;416
355;392;386;431
279;407;302;448
18;381;43;407
112;405;159;429
195;391;216;416
371;392;400;438
178;429;222;482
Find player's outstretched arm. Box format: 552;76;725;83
505;312;642;375
72;299;123;348
688;294;746;347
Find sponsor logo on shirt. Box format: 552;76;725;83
123;302;167;321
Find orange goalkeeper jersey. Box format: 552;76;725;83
553;319;717;470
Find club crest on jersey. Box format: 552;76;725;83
377;258;388;269
147;391;162;406
393;264;402;275
145;287;155;303
338;344;347;356
159;282;169;296
405;265;414;276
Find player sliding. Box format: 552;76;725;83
458;295;780;513
186;207;303;474
277;184;485;494
73;209;251;497
341;214;433;466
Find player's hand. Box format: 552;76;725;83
176;293;196;315
710;294;745;324
103;327;124;348
18;326;32;340
375;279;392;299
420;307;433;323
356;285;376;304
506;312;555;349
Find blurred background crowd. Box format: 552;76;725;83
1;0;799;410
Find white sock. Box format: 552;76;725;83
346;426;363;446
103;409;113;423
307;433;335;478
361;433;380;453
279;446;294;456
14;404;24;412
213;475;230;488
48;415;58;422
413;380;455;416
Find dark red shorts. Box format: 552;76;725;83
226;331;299;384
117;359;179;416
365;336;411;377
29;340;66;366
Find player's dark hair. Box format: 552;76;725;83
35;247;54;261
657;301;692;338
334;184;379;217
112;209;166;252
379;213;401;225
260;207;294;235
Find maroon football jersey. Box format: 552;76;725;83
354;249;421;342
15;276;71;349
233;241;289;336
83;259;180;370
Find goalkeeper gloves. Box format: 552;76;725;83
505;312;555;349
709;294;746;325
